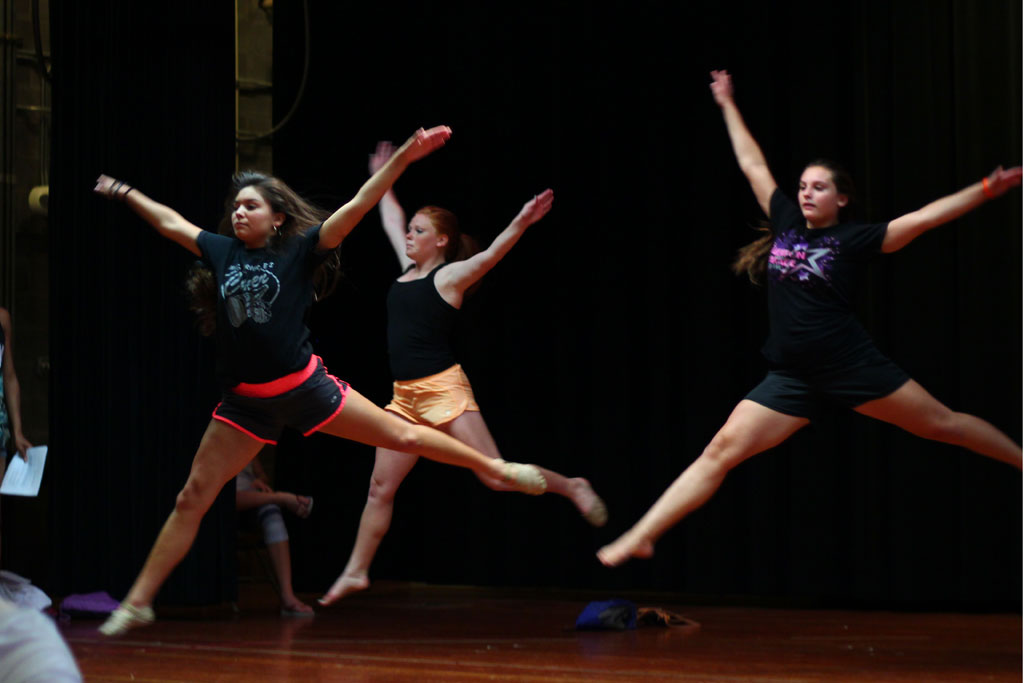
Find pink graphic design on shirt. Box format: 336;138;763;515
768;230;839;286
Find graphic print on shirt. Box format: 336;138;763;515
221;262;280;327
767;229;840;287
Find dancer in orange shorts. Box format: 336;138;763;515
320;142;608;605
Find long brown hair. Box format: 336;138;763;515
732;159;857;285
186;171;340;335
731;223;774;285
416;205;479;262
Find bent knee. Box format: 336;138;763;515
914;410;964;444
174;488;207;516
367;474;402;504
701;429;743;473
174;477;221;515
391;426;424;454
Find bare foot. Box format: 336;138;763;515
280;597;314;616
568;478;608;527
318;573;370;606
597;530;654;567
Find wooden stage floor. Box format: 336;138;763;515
63;581;1021;682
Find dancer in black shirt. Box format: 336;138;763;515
599;71;1021;568
93;127;547;635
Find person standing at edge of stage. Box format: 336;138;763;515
0;307;32;570
321;141;608;605
598;70;1022;568
91;126;548;636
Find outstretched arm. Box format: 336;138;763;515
0;308;32;460
93;175;203;256
319;126;452;250
368;141;414;270
710;70;778;216
436;189;554;301
881;166;1022;253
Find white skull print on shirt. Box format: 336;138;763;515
197;225;326;387
222;262;281;327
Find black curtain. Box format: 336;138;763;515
270;0;1021;609
48;1;235;604
40;0;1021;611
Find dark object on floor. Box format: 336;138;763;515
637;606;700;630
575;598;637;630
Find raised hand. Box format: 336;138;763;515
516;188;555;227
94;174;117;197
397;125;452;164
94;174;132;201
709;69;734;106
984;165;1023;199
369;141;396;175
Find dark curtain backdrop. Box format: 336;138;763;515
48;2;235;604
43;0;1021;611
270;0;1021;610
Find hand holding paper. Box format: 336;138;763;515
0;445;48;497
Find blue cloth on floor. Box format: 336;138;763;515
575;599;637;630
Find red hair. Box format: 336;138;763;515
416;206;478;261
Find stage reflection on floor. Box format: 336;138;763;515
64;581;1022;682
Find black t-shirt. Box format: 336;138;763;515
761;189;889;370
386;263;458;381
197;225;328;387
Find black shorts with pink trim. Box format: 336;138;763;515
212;355;350;444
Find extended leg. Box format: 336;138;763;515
855;379;1021;469
598;400;808;567
320;442;419;605
316;388;546;493
100;420;263;635
442;411;607;526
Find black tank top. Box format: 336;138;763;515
386;263;458;380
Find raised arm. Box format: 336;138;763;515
319;126;452;251
881;166;1022;253
435;189;554;304
0;308;32;460
368;141;414;270
710;70;778;216
94;175;203;256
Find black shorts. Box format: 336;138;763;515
213;355;349;444
745;350;910;419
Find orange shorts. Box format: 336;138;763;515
385;364;480;427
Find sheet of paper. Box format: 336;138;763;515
0;445;48;497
